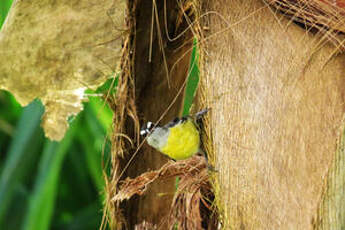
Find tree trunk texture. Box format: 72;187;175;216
201;0;345;229
120;0;193;228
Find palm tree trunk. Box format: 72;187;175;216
200;0;345;229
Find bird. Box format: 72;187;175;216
140;108;209;161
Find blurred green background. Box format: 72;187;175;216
0;1;199;230
0;1;112;229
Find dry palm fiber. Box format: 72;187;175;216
134;221;157;230
112;156;218;230
266;0;345;50
105;0;201;228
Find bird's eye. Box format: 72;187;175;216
173;118;179;123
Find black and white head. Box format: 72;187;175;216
140;121;155;136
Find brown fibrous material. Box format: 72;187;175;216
112;155;219;230
134;221;157;230
198;0;345;228
267;0;345;49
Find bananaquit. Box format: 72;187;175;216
140;109;208;161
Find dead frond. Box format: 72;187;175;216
134;221;158;230
266;0;345;50
168;162;219;230
113;156;206;202
112;156;219;230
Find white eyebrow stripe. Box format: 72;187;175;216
140;130;147;135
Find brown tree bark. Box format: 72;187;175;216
200;0;345;229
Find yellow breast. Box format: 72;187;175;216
160;119;200;160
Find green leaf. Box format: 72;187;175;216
3;185;29;230
87;97;113;134
0;100;44;228
183;38;200;116
79;106;109;192
0;91;22;123
95;74;119;95
55;202;102;230
0;0;13;28
21;117;79;230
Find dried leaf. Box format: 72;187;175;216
267;0;345;48
169;163;218;230
134;221;157;230
113;156;219;230
112;156;207;202
0;0;126;140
